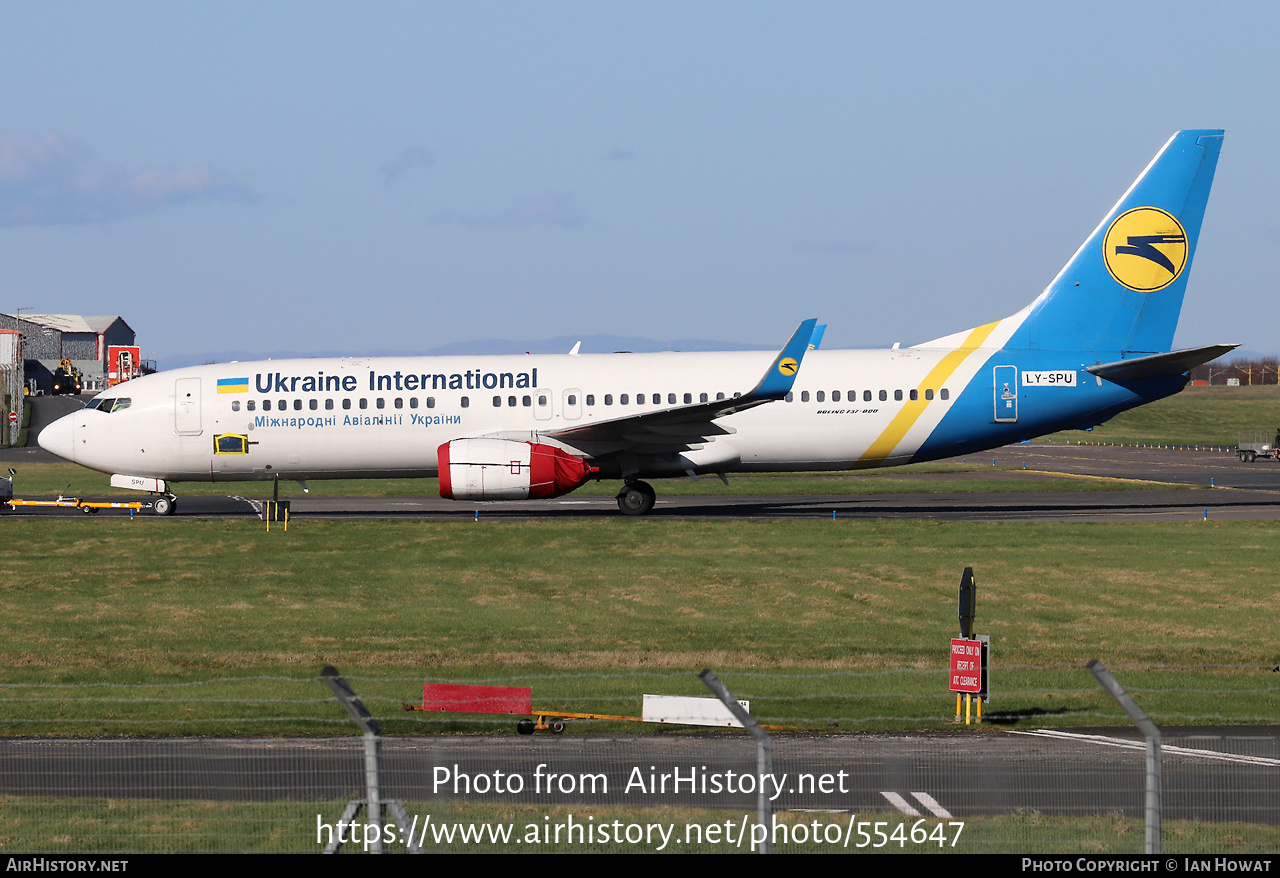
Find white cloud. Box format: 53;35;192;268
0;131;251;227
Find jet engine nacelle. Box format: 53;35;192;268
438;439;596;501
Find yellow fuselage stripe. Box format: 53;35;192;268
859;321;1001;463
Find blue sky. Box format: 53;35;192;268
1;2;1276;362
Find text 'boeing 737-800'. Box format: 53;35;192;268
38;130;1233;516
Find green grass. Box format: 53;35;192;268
1045;385;1280;447
0;518;1275;736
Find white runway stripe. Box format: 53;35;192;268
879;791;921;816
911;792;954;819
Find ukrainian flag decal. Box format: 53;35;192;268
217;377;249;394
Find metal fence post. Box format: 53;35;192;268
322;665;421;854
699;669;773;854
1087;659;1161;854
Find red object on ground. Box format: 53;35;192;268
422;683;533;715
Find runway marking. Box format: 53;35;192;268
911;792;954;819
1020;469;1190;489
880;791;921;815
1011;730;1280;767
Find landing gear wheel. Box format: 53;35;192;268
616;480;656;516
153;495;176;516
516;719;536;736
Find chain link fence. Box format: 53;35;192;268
0;667;1275;854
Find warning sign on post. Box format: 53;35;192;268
949;638;984;693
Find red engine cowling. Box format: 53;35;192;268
438;439;596;501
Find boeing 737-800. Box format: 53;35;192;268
38;130;1232;515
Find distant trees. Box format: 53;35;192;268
1190;355;1280;385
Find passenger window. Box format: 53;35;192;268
894;390;903;401
667;393;676;404
816;391;825;402
586;394;595;406
879;390;887;401
231;400;240;412
461;397;469;408
653;394;661;404
359;398;368;410
604;394;613;405
716;392;725;400
620;394;629;405
700;393;708;403
785;392;793;402
568;394;577;405
325;398;334;410
909;389;918;401
683;393;692;404
247;400;256;411
925;389;934;400
492;396;501;407
940;389;950;400
538;394;547;406
293;399;302;411
427;397;436;408
409;397;418;409
508;396;517;407
864;390;872;402
263;400;272;411
395;397;404;409
279;399;287;410
522;396;531;407
801;391;810;402
310;399;318;410
342;399;351;410
376;398;385;409
832;391;840;402
636;394;644;406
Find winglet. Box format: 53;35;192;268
748;319;818;399
808;324;827;351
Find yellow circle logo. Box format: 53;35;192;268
777;357;799;376
1102;207;1188;292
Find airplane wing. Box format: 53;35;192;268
543;319;818;456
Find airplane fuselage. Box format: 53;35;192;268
49;338;1180;485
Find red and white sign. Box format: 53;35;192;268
8;412;17;425
107;346;142;386
949;638;984;693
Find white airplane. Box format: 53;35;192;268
39;130;1233;516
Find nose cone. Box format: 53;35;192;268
37;413;76;462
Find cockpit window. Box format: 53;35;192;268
87;397;130;413
110;398;131;413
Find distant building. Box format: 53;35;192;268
0;313;139;395
0;328;21;446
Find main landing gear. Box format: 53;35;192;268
615;480;656;516
152;494;178;516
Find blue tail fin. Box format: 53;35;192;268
1010;130;1223;355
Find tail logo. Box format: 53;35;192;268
777;357;799;376
1103;206;1188;292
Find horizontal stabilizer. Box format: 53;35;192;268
1086;344;1238;381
